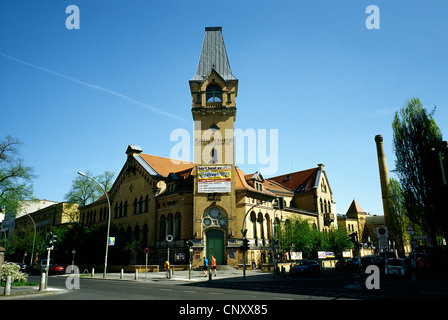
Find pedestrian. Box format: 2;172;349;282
202;257;209;277
211;256;217;276
417;256;425;279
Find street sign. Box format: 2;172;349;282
144;247;150;253
376;226;388;238
406;224;415;235
108;237;115;246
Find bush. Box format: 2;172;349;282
0;262;28;283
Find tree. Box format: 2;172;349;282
64;171;115;206
387;178;411;256
0;135;35;215
276;217;352;260
392;97;445;247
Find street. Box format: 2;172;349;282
13;268;448;301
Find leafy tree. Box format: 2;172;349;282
64;171;115;206
392;97;445;246
276;217;352;260
0;135;35;215
387;178;411;256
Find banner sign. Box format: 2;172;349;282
198;166;231;193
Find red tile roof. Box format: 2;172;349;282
268;167;319;192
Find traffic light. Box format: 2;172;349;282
46;232;57;245
241;238;249;252
186;239;193;247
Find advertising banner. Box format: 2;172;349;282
198;166;231;193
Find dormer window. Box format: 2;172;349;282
206;85;222;102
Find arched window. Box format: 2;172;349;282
139;196;144;213
258;212;264;244
124;201;128;217
160;215;166;240
133;198;138;214
206;85;222;102
250;211;257;241
174;213;181;240
265;213;271;240
134;225;140;242
167;214;174;237
145;195;150;212
142;224;149;247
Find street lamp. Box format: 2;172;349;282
78;171;111;278
26;214;36;266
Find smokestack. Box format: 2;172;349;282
375;135;390;224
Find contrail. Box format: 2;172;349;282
0;52;188;123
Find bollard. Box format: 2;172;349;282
91;268;95;278
135;269;138;280
3;276;11;296
120;269;124;279
39;272;46;292
208;269;212;281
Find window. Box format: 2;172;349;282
145;195;150;212
133;198;138;215
206;85;222;102
124;201;128;217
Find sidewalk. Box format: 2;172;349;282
0;268;275;299
84;268;276;282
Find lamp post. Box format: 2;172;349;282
78;171;111;278
241;199;272;280
27;214;36;266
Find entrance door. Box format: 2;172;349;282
206;229;225;265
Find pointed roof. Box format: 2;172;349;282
190;27;237;82
346;199;365;214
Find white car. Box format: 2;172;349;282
385;258;411;279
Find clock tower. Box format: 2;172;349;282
189;27;238;265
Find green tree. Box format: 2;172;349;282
64;171;115;206
392;97;445;246
0;135;35;214
387;178;411;256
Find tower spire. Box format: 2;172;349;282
191;27;237;82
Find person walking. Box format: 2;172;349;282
211;256;217;277
202;257;209;277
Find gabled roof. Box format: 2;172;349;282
268;167;319;192
190;27;237;82
235;167;281;198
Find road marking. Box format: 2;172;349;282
274;297;294;300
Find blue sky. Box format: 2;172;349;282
1;0;447;217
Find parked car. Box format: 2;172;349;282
352;256;361;268
28;259;53;274
290;260;321;276
385;258;411;279
335;258;354;270
52;263;66;274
